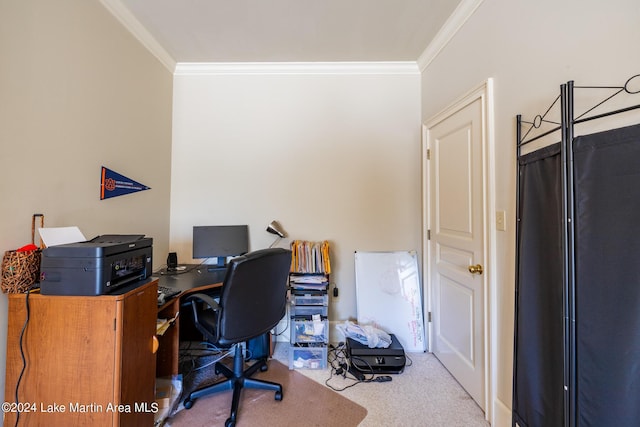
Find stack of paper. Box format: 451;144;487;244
289;273;329;290
290;240;331;274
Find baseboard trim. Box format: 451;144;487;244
492;397;511;427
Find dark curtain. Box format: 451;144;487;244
513;143;565;427
573;123;640;427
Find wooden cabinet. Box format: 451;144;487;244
4;279;158;427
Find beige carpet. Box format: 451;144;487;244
165;360;367;427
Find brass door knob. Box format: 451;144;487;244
468;264;483;275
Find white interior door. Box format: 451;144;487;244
426;93;487;411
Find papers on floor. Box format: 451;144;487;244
154;376;182;426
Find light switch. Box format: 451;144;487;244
496;210;506;231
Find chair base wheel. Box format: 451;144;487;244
225;417;235;427
275;390;283;401
184;398;194;409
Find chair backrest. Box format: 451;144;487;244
216;247;292;345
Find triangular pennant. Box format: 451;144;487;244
100;166;151;200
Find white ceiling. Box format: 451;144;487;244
104;0;466;66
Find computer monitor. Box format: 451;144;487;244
192;225;249;269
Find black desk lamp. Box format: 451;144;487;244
266;220;287;248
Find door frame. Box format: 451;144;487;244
422;79;496;423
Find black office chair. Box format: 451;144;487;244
182;248;292;427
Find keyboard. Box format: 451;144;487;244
158;285;181;303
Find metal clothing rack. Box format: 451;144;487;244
514;74;640;427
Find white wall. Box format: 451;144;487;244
170;64;422;322
0;0;173;397
421;0;640;423
5;1;637;422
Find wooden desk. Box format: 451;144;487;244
154;266;276;377
4;279;158;427
154;267;225;377
3;268;225;426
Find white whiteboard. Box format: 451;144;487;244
355;251;426;352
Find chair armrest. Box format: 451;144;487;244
184;293;221;341
184;293;220;311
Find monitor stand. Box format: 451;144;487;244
206;257;228;272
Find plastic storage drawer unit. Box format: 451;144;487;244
290;304;329;317
289;345;328;370
290;292;329;306
290;319;329;344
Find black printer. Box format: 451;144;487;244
347;333;406;375
40;235;152;296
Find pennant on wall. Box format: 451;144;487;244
100;166;151;200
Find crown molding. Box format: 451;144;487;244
100;0;479;76
417;0;484;72
174;61;420;76
100;0;176;73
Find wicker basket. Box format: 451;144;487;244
1;249;42;293
0;214;44;293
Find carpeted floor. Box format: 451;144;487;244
163;342;489;427
273;344;490;427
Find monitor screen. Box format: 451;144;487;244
192;225;249;267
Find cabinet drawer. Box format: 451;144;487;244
290;293;329;306
291;319;328;344
289;345;328;370
290;304;328;317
